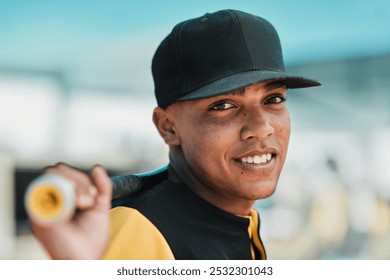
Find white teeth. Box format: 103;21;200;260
253;155;261;164
239;153;273;165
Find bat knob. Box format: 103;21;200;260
24;174;75;225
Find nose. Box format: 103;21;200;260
240;108;274;141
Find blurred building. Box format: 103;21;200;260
0;34;389;260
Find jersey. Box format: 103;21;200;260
101;177;267;260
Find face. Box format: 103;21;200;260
156;80;291;212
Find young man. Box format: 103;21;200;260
31;9;320;259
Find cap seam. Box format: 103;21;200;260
228;10;255;71
173;20;191;98
186;11;257;92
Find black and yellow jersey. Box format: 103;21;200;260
102;178;266;260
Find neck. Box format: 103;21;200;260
168;148;255;216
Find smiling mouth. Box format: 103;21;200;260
236;153;275;165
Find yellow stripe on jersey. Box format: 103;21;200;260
101;206;175;260
248;209;267;260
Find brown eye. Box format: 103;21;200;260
264;95;286;105
209;101;236;111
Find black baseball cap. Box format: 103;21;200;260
152;9;321;108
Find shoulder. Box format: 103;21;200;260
102;180;185;260
111;179;186;217
102;206;175;260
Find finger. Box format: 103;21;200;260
90;165;112;211
45;163;97;209
45;163;91;187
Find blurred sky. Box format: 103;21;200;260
0;0;389;92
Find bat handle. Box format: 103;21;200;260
24;174;76;225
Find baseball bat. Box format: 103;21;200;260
24;165;168;225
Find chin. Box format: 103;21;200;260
243;181;278;200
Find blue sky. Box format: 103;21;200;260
1;1;389;59
0;0;389;89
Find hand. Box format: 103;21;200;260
30;163;112;259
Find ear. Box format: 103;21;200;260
152;107;181;146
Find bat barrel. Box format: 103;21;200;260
24;165;169;225
24;174;76;225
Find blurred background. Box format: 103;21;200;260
0;0;389;259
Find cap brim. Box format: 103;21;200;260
177;70;321;102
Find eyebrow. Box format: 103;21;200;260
264;80;286;91
228;88;246;96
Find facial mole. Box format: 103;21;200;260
241;171;244;175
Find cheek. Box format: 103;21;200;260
279;118;291;140
275;111;291;152
179;121;238;163
186;125;231;154
185;119;237;144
